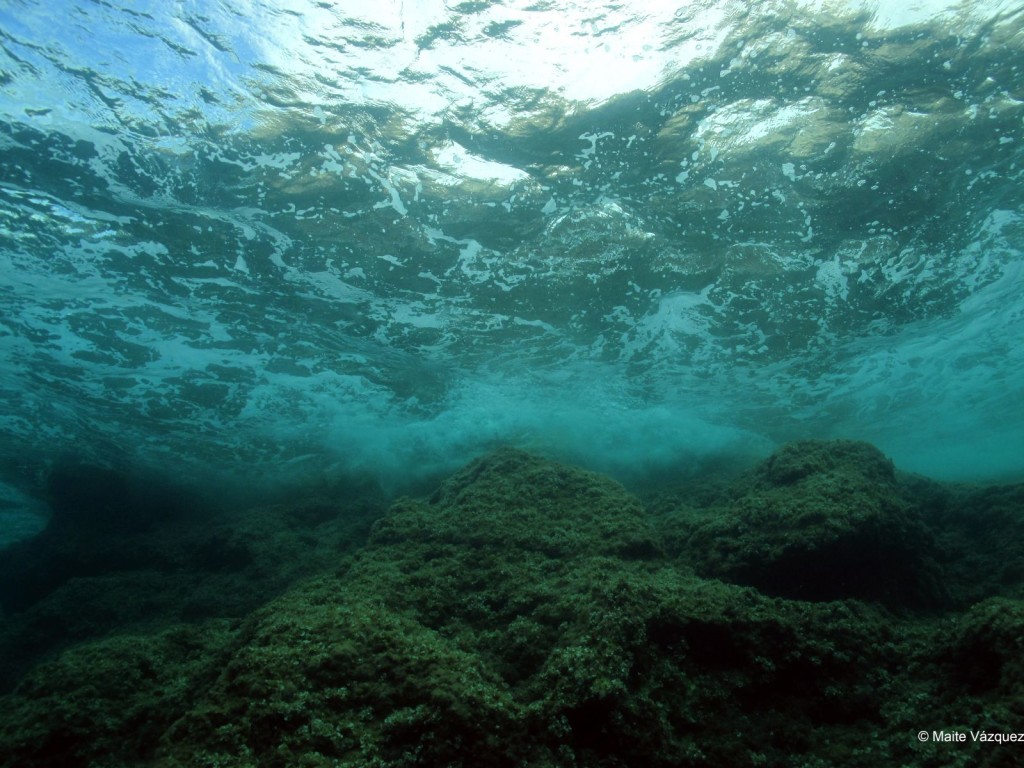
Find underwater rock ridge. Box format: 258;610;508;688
0;440;1022;767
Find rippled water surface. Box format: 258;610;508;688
1;0;1022;518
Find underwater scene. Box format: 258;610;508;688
1;0;1023;765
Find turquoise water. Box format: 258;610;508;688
1;0;1022;531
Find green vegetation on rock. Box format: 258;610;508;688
684;440;947;609
1;442;1022;767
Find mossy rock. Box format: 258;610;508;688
0;488;382;695
941;598;1024;698
685;440;947;609
157;583;527;768
753;439;898;487
398;447;664;559
919;481;1024;605
1;446;1022;768
133;450;912;767
148;570;910;768
0;621;237;768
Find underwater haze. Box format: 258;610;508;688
1;0;1023;522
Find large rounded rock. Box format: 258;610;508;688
685;440;946;609
374;447;663;560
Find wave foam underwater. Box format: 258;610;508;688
1;0;1023;533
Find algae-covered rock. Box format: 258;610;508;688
158;585;527;768
0;481;383;695
151;450;674;766
755;439;898;487
917;481;1024;605
941;598;1024;699
0;621;237;768
0;444;1022;768
686;440;947;609
881;599;1024;768
149;559;907;768
102;450;920;767
411;447;663;559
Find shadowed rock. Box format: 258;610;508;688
685;440;948;610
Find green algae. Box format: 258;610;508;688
1;442;1023;767
0;487;384;694
684;440;947;609
0;621;238;768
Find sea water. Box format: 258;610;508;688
1;0;1022;542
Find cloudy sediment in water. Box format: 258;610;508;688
0;0;1022;509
